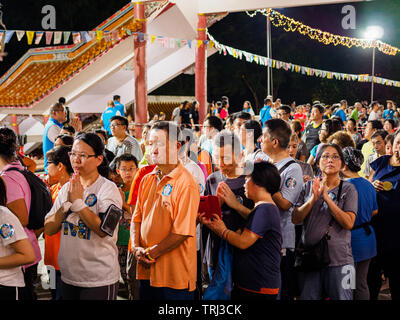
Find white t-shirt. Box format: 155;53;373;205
182;158;206;196
0;206;28;287
45;175;123;287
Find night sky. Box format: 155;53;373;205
1;0;400;113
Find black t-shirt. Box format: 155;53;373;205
180;108;192;125
233;203;282;293
303;122;321;153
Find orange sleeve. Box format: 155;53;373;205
127;165;155;205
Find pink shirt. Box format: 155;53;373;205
1;161;41;268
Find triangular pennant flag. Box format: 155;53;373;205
151;35;156;44
26;31;35;45
89;31;96;40
197;40;202;49
169;38;175;48
96;30;104;41
54;32;62;44
81;31;91;43
64;31;71;44
209;41;215;49
5;30;15;44
176;38;181;48
45;31;53;45
72;32;81;44
35;31;44;45
16;31;25;41
187;40;192;48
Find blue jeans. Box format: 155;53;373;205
139;280;195;300
298;264;354;300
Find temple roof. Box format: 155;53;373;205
0;1;226;112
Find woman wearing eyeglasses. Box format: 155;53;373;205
44;132;123;300
292;143;358;300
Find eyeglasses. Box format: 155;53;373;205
321;154;341;161
68;152;97;161
110;123;123;128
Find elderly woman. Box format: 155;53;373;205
368;130;400;300
341;147;378;300
293;143;358;300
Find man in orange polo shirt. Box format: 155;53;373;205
131;121;200;300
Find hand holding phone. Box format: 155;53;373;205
198;195;222;220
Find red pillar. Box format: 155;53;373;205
10;114;19;135
133;1;147;140
196;13;207;125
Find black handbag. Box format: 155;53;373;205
294;180;343;272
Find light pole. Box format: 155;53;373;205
266;13;273;99
364;26;384;104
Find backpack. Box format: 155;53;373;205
5;167;53;230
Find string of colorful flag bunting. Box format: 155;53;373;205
207;33;400;88
246;8;399;56
2;26;400;88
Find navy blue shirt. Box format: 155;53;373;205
371;155;400;253
347;177;378;262
233;203;282;293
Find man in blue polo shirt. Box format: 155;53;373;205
383;100;396;120
334;99;348;125
113;95;125;116
43;102;67;173
101;100;124;136
260;97;273;127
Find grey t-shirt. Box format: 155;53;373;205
295;180;358;267
275;157;304;250
107;135;143;169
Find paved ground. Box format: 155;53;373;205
35;236;392;301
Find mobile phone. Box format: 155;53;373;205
198;195;222;220
100;204;123;237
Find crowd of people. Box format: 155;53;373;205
0;94;399;301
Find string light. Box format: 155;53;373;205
246;9;399;56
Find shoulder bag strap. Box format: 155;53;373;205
278;160;296;175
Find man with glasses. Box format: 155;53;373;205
277;105;292;123
43;102;67;173
106;116;143;171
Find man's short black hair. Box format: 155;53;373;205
235;111;252;121
243;120;263;145
278;105;292;115
94;129;108;141
249;161;281;195
369;119;383;130
371;129;388;141
264;118;292;149
312;104;325;115
110;115;129;128
58;97;66;104
264;98;272;105
205;116;224;132
62;124;75;135
151;121;181;143
113;95;121;101
114;153;138;169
